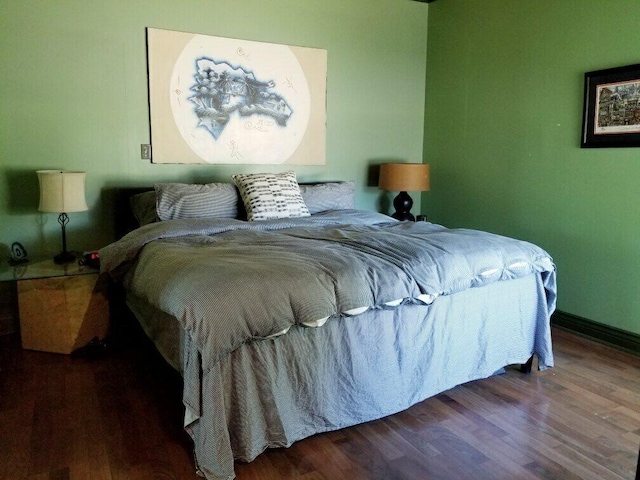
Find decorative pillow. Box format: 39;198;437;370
231;171;310;221
155;182;239;221
299;181;356;214
129;190;159;226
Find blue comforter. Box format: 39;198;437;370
100;209;556;372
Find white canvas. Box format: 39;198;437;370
147;28;327;165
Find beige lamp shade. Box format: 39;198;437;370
37;170;88;213
378;163;430;192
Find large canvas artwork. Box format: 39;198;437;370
147;28;327;164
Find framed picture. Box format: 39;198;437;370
581;63;640;148
147;28;327;164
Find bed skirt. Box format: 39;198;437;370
129;271;554;480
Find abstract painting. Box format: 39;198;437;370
147;28;327;164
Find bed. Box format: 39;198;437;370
100;172;557;480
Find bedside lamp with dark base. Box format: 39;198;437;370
379;163;430;221
37;170;88;264
391;190;416;221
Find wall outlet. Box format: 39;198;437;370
141;144;151;160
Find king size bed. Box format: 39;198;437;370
100;172;556;480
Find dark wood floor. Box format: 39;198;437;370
1;328;639;480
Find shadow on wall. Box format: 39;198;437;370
4;169;41;214
3;169;49;255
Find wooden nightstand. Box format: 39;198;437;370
0;258;109;354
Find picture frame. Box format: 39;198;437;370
581;63;640;148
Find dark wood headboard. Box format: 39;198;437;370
114;187;153;240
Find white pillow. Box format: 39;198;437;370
155;182;239;221
231;171;310;221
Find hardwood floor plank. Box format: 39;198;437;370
484;408;620;479
438;415;539;477
1;328;638;479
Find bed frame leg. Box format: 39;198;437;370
520;355;534;374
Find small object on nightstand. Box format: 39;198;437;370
416;215;428;222
9;242;28;265
78;251;100;270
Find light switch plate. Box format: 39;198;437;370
141;144;151;160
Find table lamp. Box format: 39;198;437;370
378;163;430;221
37;170;88;264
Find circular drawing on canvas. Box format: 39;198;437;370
170;35;311;164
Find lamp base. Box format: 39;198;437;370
54;250;77;265
391;191;415;221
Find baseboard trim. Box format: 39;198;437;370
551;310;640;356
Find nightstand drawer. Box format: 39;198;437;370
18;273;109;354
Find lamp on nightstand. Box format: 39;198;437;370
37;170;88;264
378;163;430;221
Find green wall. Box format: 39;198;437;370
0;0;428;259
11;0;634;338
424;0;640;335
